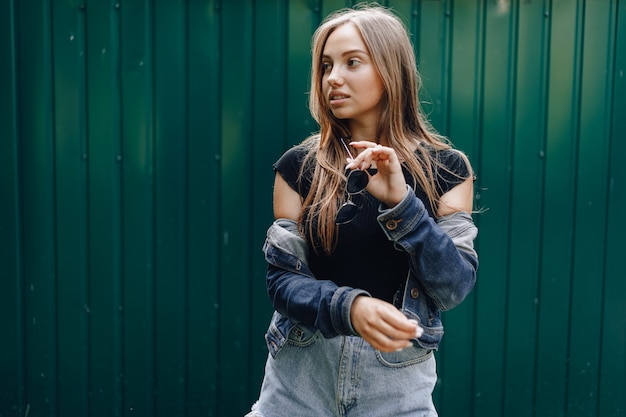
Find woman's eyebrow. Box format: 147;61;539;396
322;49;369;59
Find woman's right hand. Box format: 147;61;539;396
350;295;423;352
346;141;409;208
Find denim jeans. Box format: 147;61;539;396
245;322;438;417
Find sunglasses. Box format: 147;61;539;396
335;138;369;225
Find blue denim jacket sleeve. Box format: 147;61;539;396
263;218;371;338
377;185;478;311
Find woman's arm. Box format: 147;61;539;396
437;176;474;216
377;184;478;311
273;172;303;220
346;141;478;310
268;171;420;351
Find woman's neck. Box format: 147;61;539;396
347;122;379;144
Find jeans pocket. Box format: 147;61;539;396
265;312;320;358
286;323;319;347
265;313;287;358
375;345;433;368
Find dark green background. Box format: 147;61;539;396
1;0;624;416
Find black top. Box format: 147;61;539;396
274;142;471;302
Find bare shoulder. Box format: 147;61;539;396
437;176;474;217
273;172;303;220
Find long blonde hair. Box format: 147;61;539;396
300;3;461;254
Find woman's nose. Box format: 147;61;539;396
327;67;344;86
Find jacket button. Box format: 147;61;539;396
385;219;399;230
410;288;419;299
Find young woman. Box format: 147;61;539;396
246;4;478;416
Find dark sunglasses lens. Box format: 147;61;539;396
335;201;359;225
346;170;368;194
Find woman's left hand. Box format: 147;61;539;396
347;141;408;207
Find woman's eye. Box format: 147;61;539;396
322;62;332;72
347;59;360;67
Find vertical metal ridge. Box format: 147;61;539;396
48;2;63;413
14;0;27;406
0;0;27;414
148;1;157;415
563;0;586;410
46;0;60;411
246;0;258;405
504;0;520;410
78;2;90;412
149;0;159;414
441;0;452;134
112;0;124;413
182;1;191;415
212;0;223;414
470;4;486;416
531;0;553;413
598;3;626;415
476;0;487;211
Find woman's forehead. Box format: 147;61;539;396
322;24;368;57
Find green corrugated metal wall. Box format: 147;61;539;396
0;0;624;416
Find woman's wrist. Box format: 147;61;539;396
383;184;410;208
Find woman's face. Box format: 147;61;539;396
321;23;385;129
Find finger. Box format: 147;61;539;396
350;297;422;351
379;304;424;336
345;141;376;165
370;146;400;165
368;331;422;354
347;148;375;170
384;310;417;329
408;319;424;338
376;320;416;342
364;302;419;336
359;151;376;170
364;329;413;352
381;313;422;340
348;140;378;149
361;316;423;352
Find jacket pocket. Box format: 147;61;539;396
400;308;444;350
416;324;444;350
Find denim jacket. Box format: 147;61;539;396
263;185;478;356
